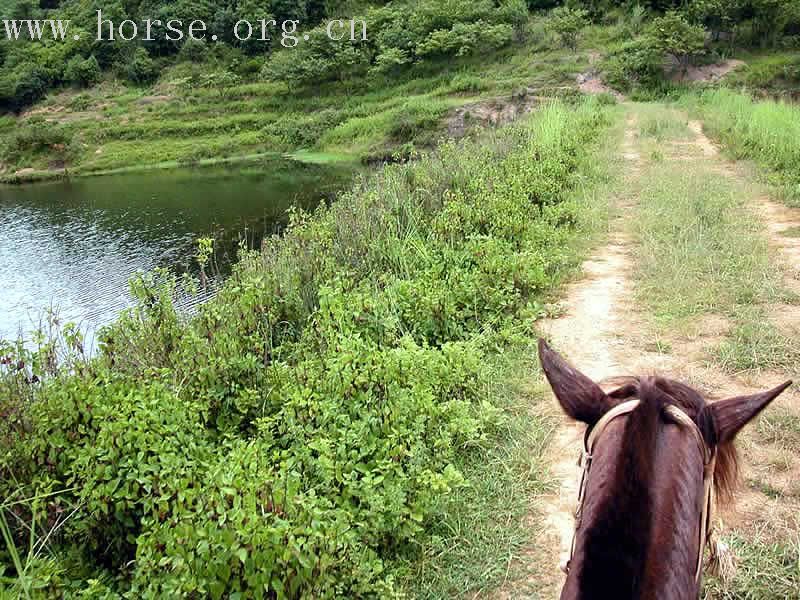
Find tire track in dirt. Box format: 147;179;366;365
490;114;649;599
491;108;800;599
684;122;800;555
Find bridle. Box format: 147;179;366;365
562;399;717;582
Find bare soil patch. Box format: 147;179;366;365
447;93;541;138
670;60;746;83
576;70;626;101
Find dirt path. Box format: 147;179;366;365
491;104;800;598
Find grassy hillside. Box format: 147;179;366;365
0;44;589;180
0;15;605;182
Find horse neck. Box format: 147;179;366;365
561;417;706;600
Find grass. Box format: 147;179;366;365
637;111;691;141
756;407;800;453
629;104;800;376
702;530;800;599
722;50;800;95
633;152;775;324
780;226;800;238
0;30;600;181
400;347;556;598
715;312;800;374
688;89;800;206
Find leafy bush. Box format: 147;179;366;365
64;55;101;88
547;6;589;50
1;121;72;164
262;24;370;89
124;47;158;85
601;38;663;92
178;37;209;63
647;11;706;72
0;99;613;596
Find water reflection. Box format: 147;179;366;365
0;160;353;341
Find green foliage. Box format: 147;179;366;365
647;11;706;71
601;38;663;92
125;48;158;85
264;0;527;90
178;37;210;63
0;99;613;596
64;55;101;88
0;120;72;164
685;0;744;38
547;6;589;50
724;52;800;92
690;88;800;204
262;23;371;89
749;0;800;49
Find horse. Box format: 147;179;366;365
538;339;792;600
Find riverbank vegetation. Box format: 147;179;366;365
0;98;617;597
3;0;799;181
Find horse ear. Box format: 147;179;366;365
711;381;793;443
538;339;612;425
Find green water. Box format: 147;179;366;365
0;159;355;341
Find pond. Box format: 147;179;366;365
0;159;355;343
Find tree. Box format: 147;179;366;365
262;23;370;89
64;55;101;88
548;6;589;50
749;0;799;48
685;0;745;41
647;12;706;73
125;48;158;85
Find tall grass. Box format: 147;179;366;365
690;89;800;206
634;162;776;325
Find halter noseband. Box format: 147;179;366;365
563;399;717;582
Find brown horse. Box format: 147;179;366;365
538;339;792;600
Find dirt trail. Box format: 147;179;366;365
534;118;641;594
491;106;800;598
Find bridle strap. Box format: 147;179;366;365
563;400;715;582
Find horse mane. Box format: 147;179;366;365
605;376;740;504
579;378;661;597
577;374;743;597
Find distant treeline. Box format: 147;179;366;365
0;0;799;110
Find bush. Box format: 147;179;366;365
124;47;158;85
0;98;613;596
178;37;209;63
1;121;72;164
547;6;589;50
647;11;706;72
64;55;101;88
601;38;663;92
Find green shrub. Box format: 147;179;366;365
178;38;209;63
0;99;613;597
64;55;101;88
1;121;72;164
547;6;589;50
647;12;706;72
601;38;663;92
124;48;158;85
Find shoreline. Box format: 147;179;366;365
0;149;359;186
